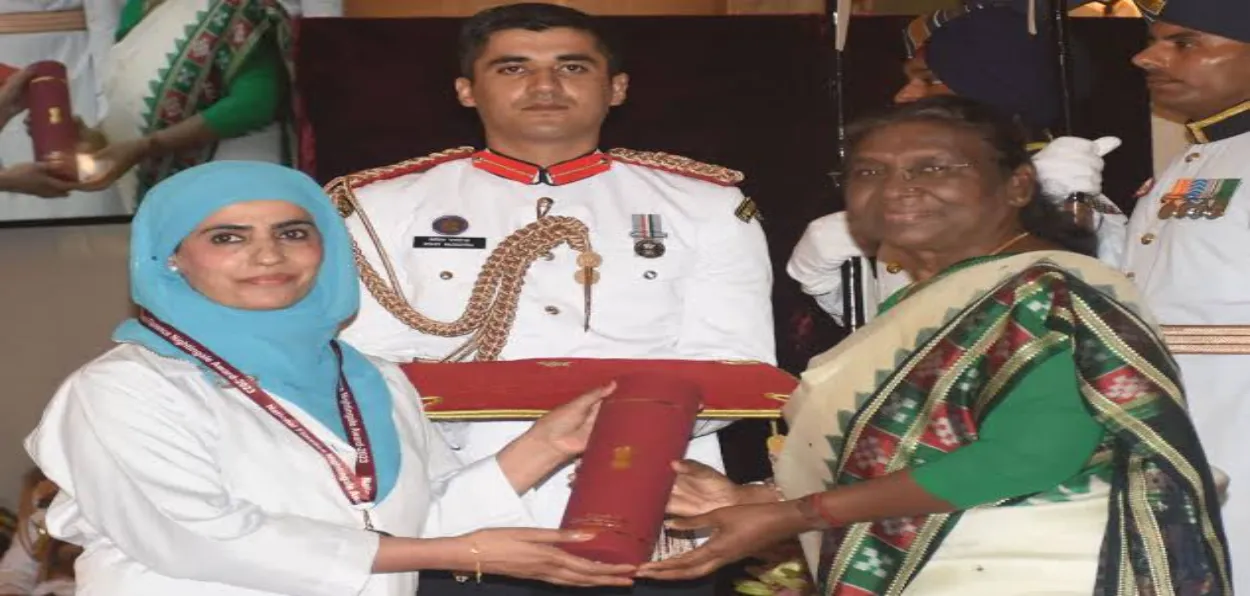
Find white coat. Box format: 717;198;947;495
25;344;530;596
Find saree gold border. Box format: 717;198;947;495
1116;509;1132;596
887;310;1015;593
804;256;1133;590
1072;296;1184;405
829;298;1011;592
1078;317;1233;596
1086;384;1232;588
885;516;952;596
1127;459;1172;593
973;333;1064;419
968;272;1069;415
818;303;980;587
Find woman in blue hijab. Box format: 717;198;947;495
25;161;635;596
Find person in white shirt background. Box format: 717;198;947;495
24;161;639;596
333;4;774;595
787;2;1128;326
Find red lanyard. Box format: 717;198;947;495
137;309;377;508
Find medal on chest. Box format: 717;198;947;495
631;214;668;259
1158;178;1242;220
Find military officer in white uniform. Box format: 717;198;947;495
788;3;1128;326
1122;1;1250;591
334;4;773;596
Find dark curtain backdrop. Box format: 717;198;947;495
297;15;1153;485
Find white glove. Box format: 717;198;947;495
1032;136;1122;200
786;211;866;296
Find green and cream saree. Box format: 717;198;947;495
775;251;1230;595
99;0;295;210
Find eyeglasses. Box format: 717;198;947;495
830;162;976;185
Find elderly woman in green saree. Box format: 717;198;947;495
642;96;1231;595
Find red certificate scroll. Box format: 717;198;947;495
398;358;795;420
26;61;78;181
558;372;701;565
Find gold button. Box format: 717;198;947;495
1185;152;1201;163
886;262;902;274
439;271;453;280
643;270;658;280
544;305;560;315
1140;233;1155;245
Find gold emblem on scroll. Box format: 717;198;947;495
611;446;633;470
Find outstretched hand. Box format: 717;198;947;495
528;381;615;458
0;162;76;198
667;460;742;517
637;501;812;582
456;528;636;587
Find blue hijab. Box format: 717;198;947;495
114;161;400;502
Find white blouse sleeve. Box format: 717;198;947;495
25;358;379;596
375;364;533;538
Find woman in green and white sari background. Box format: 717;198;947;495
641;96;1231;595
80;0;295;210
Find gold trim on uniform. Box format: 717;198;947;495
325;146;476;216
607;148;745;186
1162;325;1250;355
0;9;86;34
1187;100;1250;144
735;197;761;223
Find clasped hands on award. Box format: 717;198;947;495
0;65;148;197
639;461;823;582
0;67;79;198
429;381;639;588
442;384;813;587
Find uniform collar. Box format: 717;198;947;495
1187;100;1250;144
471;149;612;186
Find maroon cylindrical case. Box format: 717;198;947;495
559;372;701;565
26;61;78;181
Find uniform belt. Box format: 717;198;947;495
1162;325;1250;355
0;10;87;35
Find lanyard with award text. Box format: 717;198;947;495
136;309;385;531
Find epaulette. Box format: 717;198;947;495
607;148;744;187
324;146;475;217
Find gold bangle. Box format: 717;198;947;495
472;544;483;584
453;543;483;584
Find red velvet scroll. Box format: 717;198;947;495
25;61;78;181
398;358;795;420
559;372;701;566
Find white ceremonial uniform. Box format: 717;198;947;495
338;148;776;530
1121;107;1250;594
0;0;125;222
788;137;1128;325
25;344;530;596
